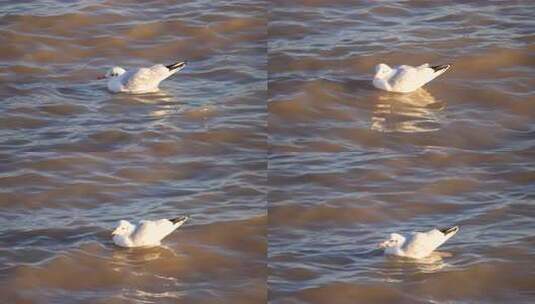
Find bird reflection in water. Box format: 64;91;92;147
110;244;178;266
125;90;181;118
111;90;216;122
371;88;445;133
379;251;451;283
394;251;450;272
141;91;216;120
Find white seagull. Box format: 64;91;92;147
379;226;459;259
372;63;450;93
98;61;187;94
111;216;189;248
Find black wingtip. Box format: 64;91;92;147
439;226;459;235
166;61;187;71
431;64;451;72
169;215;189;224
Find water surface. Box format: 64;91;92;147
0;0;267;303
268;1;535;303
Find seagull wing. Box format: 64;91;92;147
130;221;156;245
387;67;411;87
122;65;171;92
388;65;435;92
153;219;180;237
131;219;181;246
402;229;448;258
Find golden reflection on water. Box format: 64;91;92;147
1;0;266;302
113;90;218;120
129;289;186;301
381;252;450;283
131;90;174;105
151;104;181;117
110;245;177;266
152;104;217;120
123;89;218;119
371;88;445;133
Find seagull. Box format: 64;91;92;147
372;63;450;93
378;226;459;259
111;216;189;248
98;61;187;93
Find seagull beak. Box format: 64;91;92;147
97;75;106;80
111;229;118;236
378;241;388;249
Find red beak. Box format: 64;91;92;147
97;75;106;80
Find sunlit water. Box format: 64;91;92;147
2;0;534;303
268;1;535;303
0;0;266;303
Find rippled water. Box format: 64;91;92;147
2;0;534;303
268;1;535;303
0;0;266;303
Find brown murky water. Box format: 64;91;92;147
268;1;535;304
2;0;534;303
0;0;266;303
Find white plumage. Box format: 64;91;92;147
111;216;188;248
99;61;187;94
372;63;450;93
379;226;459;259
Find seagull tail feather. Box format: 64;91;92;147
439;225;459;235
169;215;189;225
430;64;451;73
165;61;187;72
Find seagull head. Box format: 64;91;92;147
374;63;392;79
378;233;406;249
98;66;126;80
111;220;134;236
